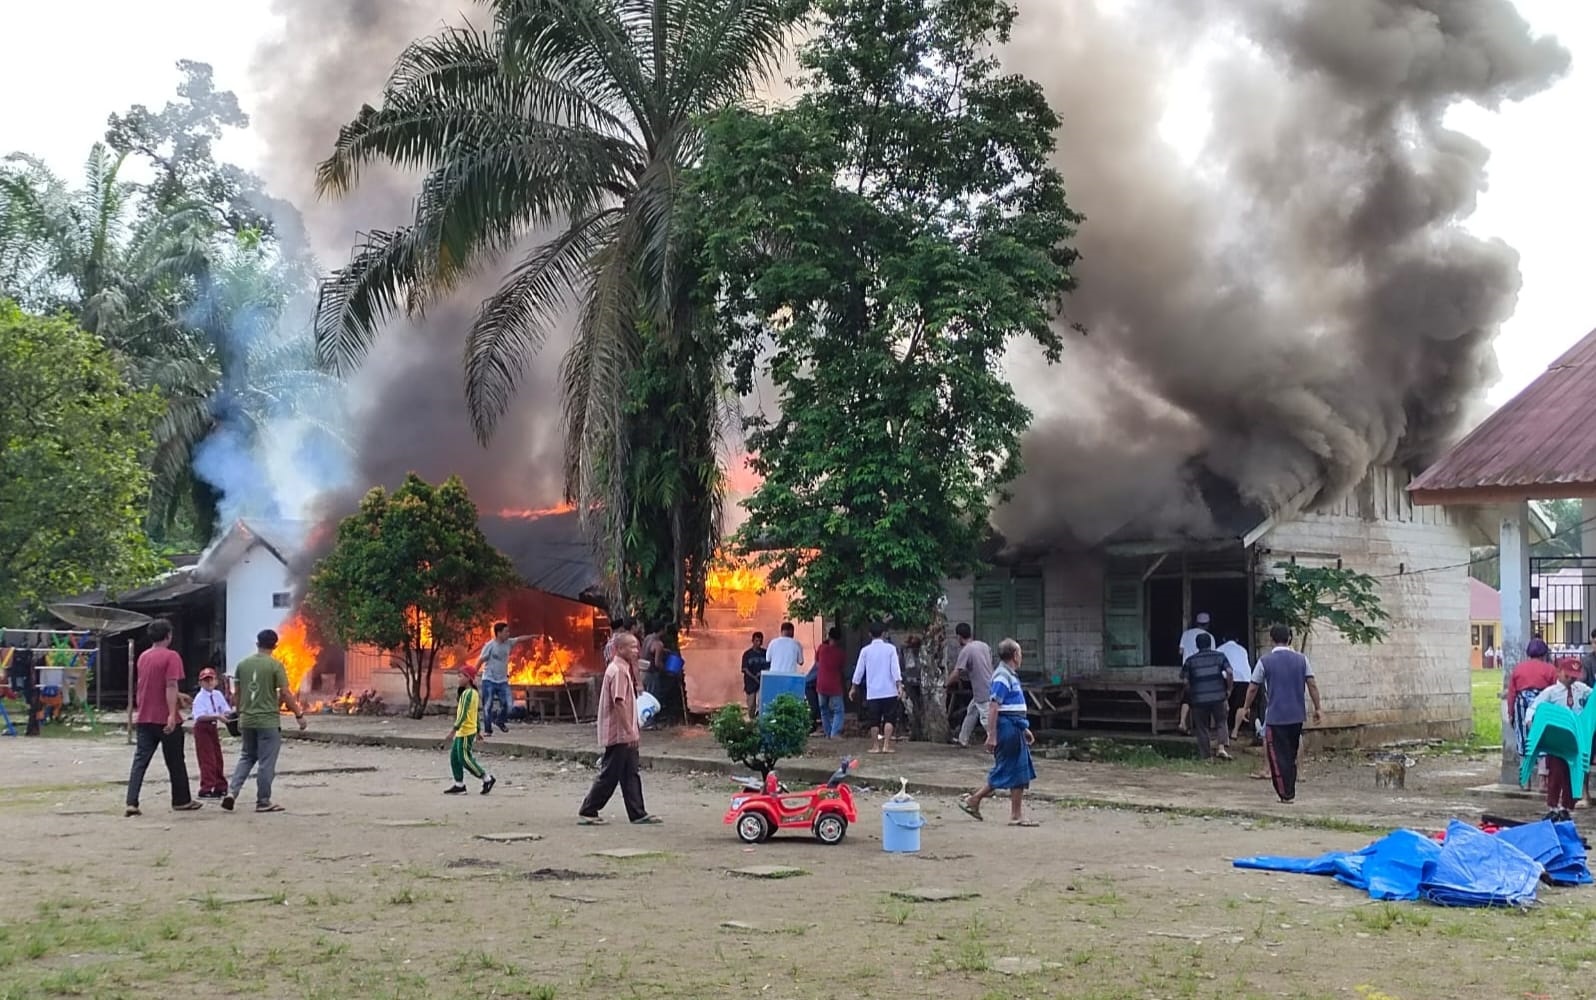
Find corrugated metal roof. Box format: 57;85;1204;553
478;512;605;604
1411;327;1596;497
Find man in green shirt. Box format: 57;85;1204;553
223;628;308;814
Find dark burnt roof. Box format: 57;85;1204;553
479;512;605;604
1411;326;1596;503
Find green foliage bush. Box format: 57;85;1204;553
709;694;811;779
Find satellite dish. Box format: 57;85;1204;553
47;604;154;634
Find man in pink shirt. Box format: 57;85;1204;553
578;632;661;826
125;619;200;816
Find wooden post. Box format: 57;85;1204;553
1499;501;1532;786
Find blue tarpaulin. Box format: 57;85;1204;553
1234;819;1590;907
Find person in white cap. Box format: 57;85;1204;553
1178;613;1214;664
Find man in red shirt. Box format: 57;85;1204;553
814;627;847;738
125;619;199;817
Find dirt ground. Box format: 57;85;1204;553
1;734;1591;1000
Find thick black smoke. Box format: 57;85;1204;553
994;0;1570;549
247;0;1570;556
251;0;570;525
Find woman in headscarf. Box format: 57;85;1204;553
1506;638;1557;788
956;638;1038;826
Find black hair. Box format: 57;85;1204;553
1195;633;1213;650
779;622;794;635
148;619;173;643
827;626;841;641
493;621;509;633
257;628;279;650
751;631;764;642
954;622;973;640
868;621;886;638
1269;624;1292;646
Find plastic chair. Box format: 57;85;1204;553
1519;701;1595;798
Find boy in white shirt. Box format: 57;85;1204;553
190;667;233;798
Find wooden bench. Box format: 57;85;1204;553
1070;671;1184;734
945;679;1079;731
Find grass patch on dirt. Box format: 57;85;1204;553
1471;670;1502;747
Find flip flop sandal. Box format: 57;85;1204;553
578;816;607;825
1008;819;1040;827
957;797;984;822
631;815;663;825
255;803;284;813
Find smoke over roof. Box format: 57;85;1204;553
251;0;572;524
994;0;1569;549
244;0;1570;557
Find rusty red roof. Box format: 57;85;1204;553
1410;326;1596;503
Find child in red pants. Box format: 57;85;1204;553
1527;658;1590;820
189;668;232;798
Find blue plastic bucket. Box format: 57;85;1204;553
882;798;924;853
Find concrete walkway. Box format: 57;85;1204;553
285;715;1532;831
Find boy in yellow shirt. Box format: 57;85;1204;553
446;665;495;795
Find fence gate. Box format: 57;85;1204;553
1530;556;1596;655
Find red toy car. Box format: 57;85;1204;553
724;758;858;845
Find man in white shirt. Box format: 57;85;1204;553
1177;612;1214;663
1216;639;1252;741
765;622;805;675
849;621;904;754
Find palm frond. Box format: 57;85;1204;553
465;207;622;441
313;227;428;374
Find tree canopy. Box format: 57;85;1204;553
691;0;1080;625
0;62;332;545
0;302;161;622
304;474;520;718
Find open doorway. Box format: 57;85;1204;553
1190;576;1249;653
1146;577;1183;666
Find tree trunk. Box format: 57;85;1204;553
405;644;426;720
919;603;951;744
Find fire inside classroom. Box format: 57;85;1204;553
272;539;791;717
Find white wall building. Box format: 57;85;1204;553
193;519;309;673
943;466;1516;744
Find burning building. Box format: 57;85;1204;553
190;509;812;717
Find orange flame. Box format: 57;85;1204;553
275;612;321;693
494;502;576;519
706;551;765;619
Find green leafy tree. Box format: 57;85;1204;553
691;0;1080;626
709;694;812;779
1255;561;1390;654
105;59;282;236
0;302;162;622
311;0;802;624
304;474;519;718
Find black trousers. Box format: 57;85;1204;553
805;678;822;729
1266;723;1303;802
580;743;646;822
127;723;193;808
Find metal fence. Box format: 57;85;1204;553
1530;556;1596;658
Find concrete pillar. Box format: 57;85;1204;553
1499;501;1533;785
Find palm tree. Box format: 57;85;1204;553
0;146;212;357
313;0;799;622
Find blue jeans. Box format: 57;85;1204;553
821;695;846;738
229;726;282;806
480;679;512;731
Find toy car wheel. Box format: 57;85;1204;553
736;811;771;844
813;813;848;845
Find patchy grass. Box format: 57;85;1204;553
1472;670;1502;747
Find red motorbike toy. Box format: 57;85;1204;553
723;758;858;845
